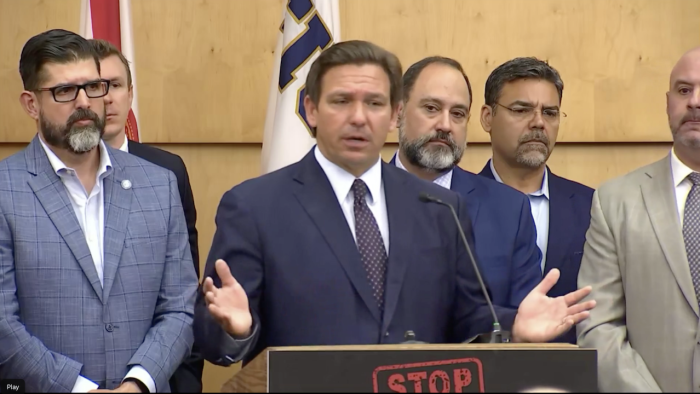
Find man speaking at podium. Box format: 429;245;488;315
194;40;596;366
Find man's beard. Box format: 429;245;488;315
399;128;465;173
671;108;700;148
40;108;105;154
515;128;551;168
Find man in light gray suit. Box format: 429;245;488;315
577;46;700;392
0;29;198;392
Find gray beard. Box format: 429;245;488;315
39;109;105;154
515;144;549;168
399;129;464;172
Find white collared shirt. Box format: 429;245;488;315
671;147;697;226
38;137;112;286
490;159;550;272
314;146;390;253
118;136;129;153
393;151;454;189
38;137;156;393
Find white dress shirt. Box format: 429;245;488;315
671;147;696;225
38;138;156;393
314;146;390;253
490;159;550;272
393;151;453;189
118;136;129;153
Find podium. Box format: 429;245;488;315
222;343;597;392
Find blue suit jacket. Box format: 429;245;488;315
479;163;594;343
450;166;542;307
195;150;517;365
388;157;542;309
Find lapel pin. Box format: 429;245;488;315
121;180;132;190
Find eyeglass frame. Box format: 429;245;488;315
32;79;111;103
493;102;567;121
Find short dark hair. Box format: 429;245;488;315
402;56;473;111
484;57;564;112
305;40;402;136
19;29;100;91
88;39;132;86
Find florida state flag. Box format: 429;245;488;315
260;0;341;174
80;0;141;142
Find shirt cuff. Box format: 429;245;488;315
123;365;156;393
220;321;259;364
72;375;99;392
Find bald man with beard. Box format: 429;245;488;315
577;47;700;392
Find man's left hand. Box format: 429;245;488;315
512;268;596;343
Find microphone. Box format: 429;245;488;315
400;330;428;344
418;192;506;343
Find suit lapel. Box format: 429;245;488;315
544;174;575;274
380;164;412;332
450;168;480;224
391;153;481;224
26;138;104;302
101;155;132;302
641;156;699;316
292;152;382;323
478;160;496;180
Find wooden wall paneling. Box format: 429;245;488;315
0;0;81;142
340;0;700;144
131;0;285;143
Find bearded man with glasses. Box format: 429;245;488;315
478;57;595;345
0;29;198;393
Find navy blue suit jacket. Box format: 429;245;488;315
388;157;542;309
194;150;517;365
450;166;542;307
479;162;594;344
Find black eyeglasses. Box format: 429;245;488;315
494;102;567;122
34;79;110;103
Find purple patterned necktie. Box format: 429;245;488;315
683;172;700;305
352;179;387;311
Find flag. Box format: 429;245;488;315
260;0;341;174
80;0;141;142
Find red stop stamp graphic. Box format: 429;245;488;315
372;358;484;392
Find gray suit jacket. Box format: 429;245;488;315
577;154;700;392
0;136;198;392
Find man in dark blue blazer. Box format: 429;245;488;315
194;41;596;366
392;56;542;310
478;57;595;344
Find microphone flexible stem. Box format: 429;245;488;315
420;193;502;342
443;201;502;338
